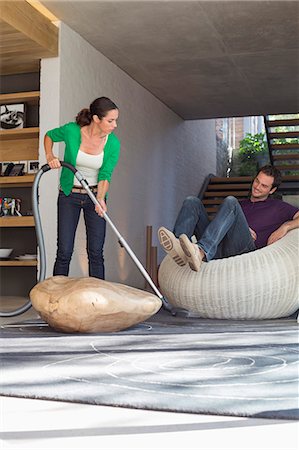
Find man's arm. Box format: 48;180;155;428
267;210;299;245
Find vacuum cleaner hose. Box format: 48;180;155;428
0;163;75;317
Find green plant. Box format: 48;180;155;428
239;133;269;175
239;132;268;158
229;133;270;177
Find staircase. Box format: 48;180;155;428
264;114;299;178
200;114;299;217
199;175;250;217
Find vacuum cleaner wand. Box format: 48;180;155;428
51;162;174;314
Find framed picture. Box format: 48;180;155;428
8;163;25;177
1;161;20;176
28;160;39;174
1;161;13;176
0;104;26;130
19;160;28;173
1;161;25;176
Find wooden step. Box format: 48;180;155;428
210;175;299;183
207;183;251;191
272;154;299;160
267;119;299;127
205;207;219;213
282;175;299;181
271;143;299;150
204;191;249;198
269;131;299;139
202;199;224;205
274;164;299;170
279;182;299;192
210;176;253;183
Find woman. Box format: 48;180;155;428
44;97;120;279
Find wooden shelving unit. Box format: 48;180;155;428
0;90;39;302
1;0;58;307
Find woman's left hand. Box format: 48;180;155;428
95;198;107;217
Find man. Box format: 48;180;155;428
158;165;299;272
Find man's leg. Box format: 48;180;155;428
173;196;210;239
180;196;256;271
198;196;255;261
158;196;209;266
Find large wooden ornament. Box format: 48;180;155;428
30;276;162;333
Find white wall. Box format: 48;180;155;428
39;55;61;282
40;23;216;288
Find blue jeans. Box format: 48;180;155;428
53;191;106;279
173;196;256;261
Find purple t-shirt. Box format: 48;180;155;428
240;198;298;249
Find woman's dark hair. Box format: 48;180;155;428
258;165;282;189
76;97;118;127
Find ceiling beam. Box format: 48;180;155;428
0;0;58;74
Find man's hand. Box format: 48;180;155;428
249;227;257;241
267;224;288;245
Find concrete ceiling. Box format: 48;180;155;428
41;0;299;120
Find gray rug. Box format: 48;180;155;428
0;310;298;420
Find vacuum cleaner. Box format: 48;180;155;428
0;162;175;317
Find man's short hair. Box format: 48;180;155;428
258;165;282;189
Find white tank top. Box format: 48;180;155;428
74;149;104;186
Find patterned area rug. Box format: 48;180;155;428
0;310;298;420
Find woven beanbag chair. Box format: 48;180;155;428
158;229;299;320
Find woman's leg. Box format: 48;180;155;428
83;196;106;279
53;192;81;276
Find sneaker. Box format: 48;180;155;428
179;234;203;272
158;227;187;267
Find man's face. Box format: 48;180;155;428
251;171;277;201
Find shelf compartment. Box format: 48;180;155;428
0;135;38;161
0;216;35;227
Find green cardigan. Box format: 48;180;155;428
46;122;121;196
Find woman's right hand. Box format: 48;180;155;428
44;135;60;169
47;157;61;169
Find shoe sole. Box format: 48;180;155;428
158;228;186;267
179;235;201;272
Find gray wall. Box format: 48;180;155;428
39;23;217;288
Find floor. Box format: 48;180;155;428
1;302;298;450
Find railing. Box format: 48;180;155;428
197;173;215;199
263;115;274;165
